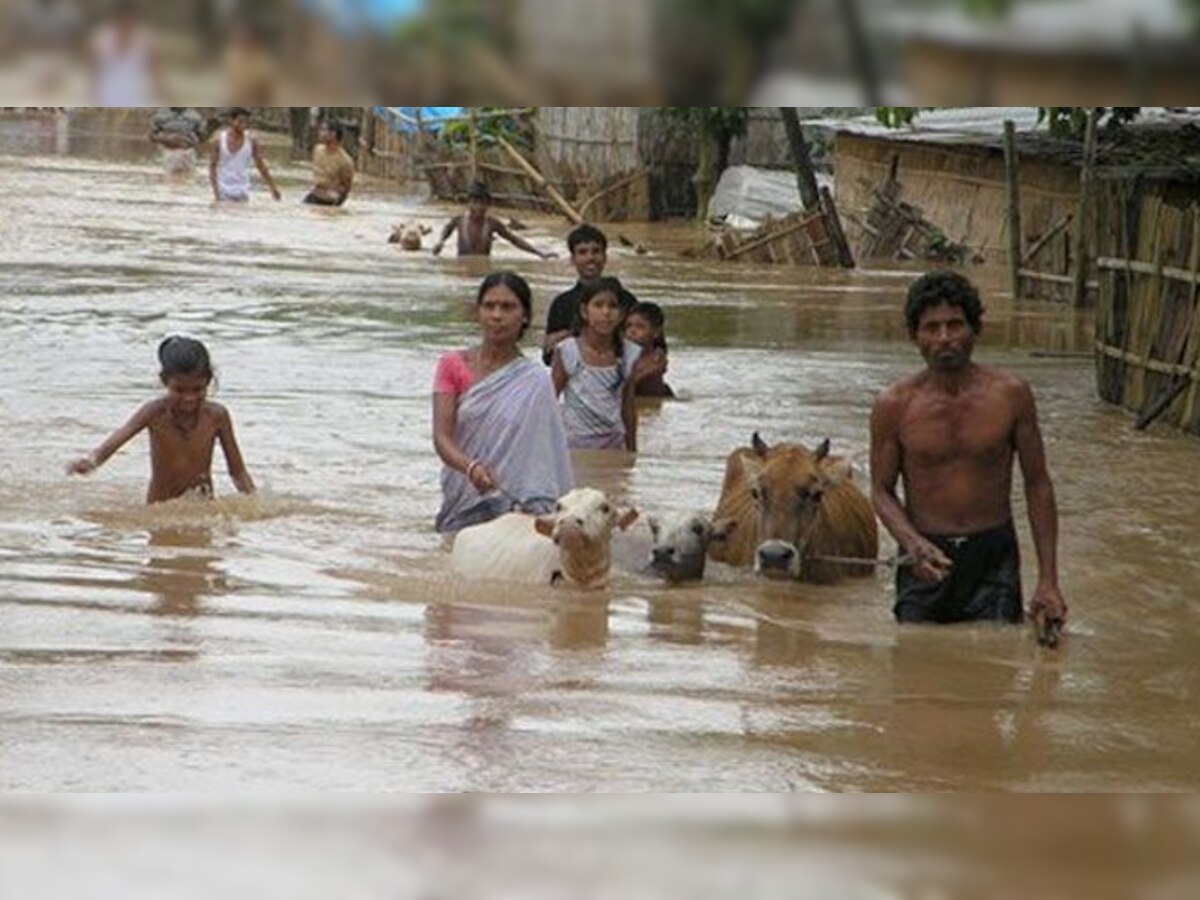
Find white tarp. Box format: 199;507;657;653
708;165;834;230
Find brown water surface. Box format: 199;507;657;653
2;116;1199;791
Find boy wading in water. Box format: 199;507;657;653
432;182;556;259
68;337;255;503
870;272;1067;629
209;106;281;203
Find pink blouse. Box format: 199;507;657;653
433;351;475;396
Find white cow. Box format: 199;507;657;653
450;488;638;589
647;512;737;582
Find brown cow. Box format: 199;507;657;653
708;433;879;583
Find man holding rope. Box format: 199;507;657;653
870;271;1068;631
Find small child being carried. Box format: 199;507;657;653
551;277;665;452
68;336;256;504
623;301;675;399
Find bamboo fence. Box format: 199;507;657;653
1093;175;1200;434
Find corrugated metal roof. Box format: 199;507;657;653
806;107;1200;150
885;0;1186;52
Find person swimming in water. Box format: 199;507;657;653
67;336;255;504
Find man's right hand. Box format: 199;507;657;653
904;536;953;582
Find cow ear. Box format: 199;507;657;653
710;517;738;543
617;508;639;531
821;457;854;485
647;516;661;540
814;438;831;462
534;516;555;538
752;431;770;458
739;452;764;485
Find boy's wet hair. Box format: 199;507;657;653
477;271;532;338
467;181;492;203
227;106;252;121
567;223;607;253
322;120;344;142
904;271;984;336
158;335;214;381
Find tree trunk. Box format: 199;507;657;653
779;107;821;213
693;136;715;222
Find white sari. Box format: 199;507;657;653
436;355;574;533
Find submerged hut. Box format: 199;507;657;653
816;108;1084;275
357;106;851;222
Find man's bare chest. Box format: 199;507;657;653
900;395;1015;465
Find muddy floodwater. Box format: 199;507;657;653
3;116;1200;792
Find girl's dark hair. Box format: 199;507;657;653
573;276;627;358
476;271;533;338
628;301;668;352
158;335;214;381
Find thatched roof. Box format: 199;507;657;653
818;107;1200;177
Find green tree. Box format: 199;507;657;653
659;107;751;220
875;107;1142;139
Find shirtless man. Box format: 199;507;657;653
869;271;1068;627
431;182;555;259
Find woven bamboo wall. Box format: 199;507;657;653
1094;177;1200;435
833;134;1081;267
535;106;640;188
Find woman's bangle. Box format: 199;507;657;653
465;459;480;481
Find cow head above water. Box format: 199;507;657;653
647;512;737;582
744;432;853;580
533;488;638;587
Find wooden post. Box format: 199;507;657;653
1003;120;1022;301
468;107;479;183
779;107;821;213
495;134;585;224
1071;109;1100;308
780;107;853;267
820;186;855;268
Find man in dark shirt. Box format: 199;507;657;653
541;224;638;365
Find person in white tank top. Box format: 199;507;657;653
89;0;159;106
208;107;281;203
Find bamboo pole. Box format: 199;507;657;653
1022;214;1074;264
1004;120;1023;300
578;169;645;218
468;107;479;183
1071;109;1100;308
495;134;584;224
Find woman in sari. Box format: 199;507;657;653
433;272;574;533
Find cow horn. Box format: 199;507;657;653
814;438;831;462
752;432;769;457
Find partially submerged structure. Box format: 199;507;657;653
1094;166;1200;435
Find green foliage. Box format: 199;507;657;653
874;107;1143;139
874;107;929;128
659;107;750;144
439;108;530;150
1037;107;1141;138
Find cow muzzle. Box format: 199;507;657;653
650;546;706;582
755;540;801;580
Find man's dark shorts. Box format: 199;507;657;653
303;191;344;207
894;521;1024;625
